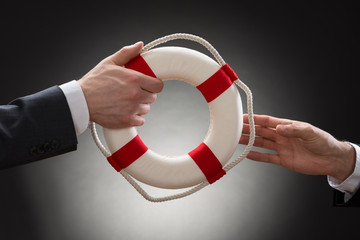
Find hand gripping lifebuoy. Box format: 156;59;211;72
91;33;255;202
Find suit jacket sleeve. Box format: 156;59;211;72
0;86;78;169
334;189;360;207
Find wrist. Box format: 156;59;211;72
59;80;90;135
330;141;356;181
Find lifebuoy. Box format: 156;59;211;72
103;46;242;189
91;33;255;202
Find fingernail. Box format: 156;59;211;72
133;41;143;47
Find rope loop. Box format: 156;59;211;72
90;33;255;202
142;33;225;66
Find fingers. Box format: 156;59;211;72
110;41;144;66
139;74;164;93
242;114;316;141
141;91;157;104
129;115;146;127
128;86;158;106
242;123;277;140
240;135;277;151
243;114;293;128
246;151;280;165
110;42;164;94
276;121;316;140
130;104;151;126
110;105;149;128
136;103;150;115
241;115;279;151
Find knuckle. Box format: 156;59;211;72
101;63;116;74
122;115;135;126
304;124;312;131
143;78;163;93
142;104;150;114
301;122;314;132
293;121;317;138
119;46;131;56
154;80;164;92
128;115;144;126
127;72;140;83
124;103;137;114
305;124;316;135
255;125;264;135
264;115;271;126
148;93;157;103
128;89;141;101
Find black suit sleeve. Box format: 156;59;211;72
334;189;360;207
0;86;78;169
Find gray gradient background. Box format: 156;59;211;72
0;1;358;240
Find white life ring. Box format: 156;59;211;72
103;46;242;189
91;33;255;202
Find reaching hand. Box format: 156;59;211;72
78;42;163;129
239;114;356;181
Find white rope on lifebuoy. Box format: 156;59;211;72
90;33;255;202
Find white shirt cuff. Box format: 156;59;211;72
328;143;360;202
59;80;89;136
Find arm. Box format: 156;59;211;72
0;86;78;169
239;114;359;206
0;41;163;169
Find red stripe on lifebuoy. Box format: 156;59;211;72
196;64;238;103
107;135;148;172
125;55;157;78
188;143;226;184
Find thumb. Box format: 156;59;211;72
276;122;315;140
110;41;143;66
